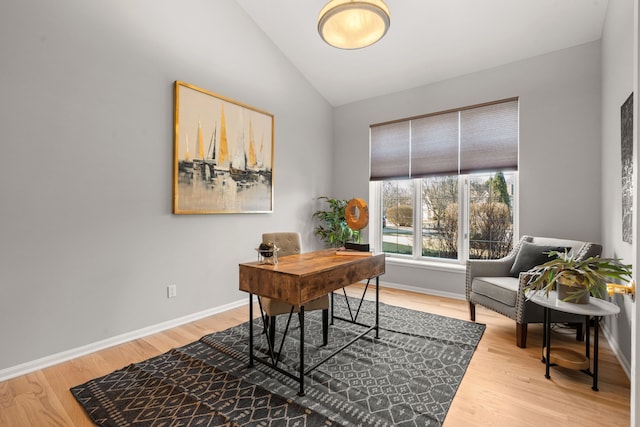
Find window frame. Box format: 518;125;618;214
370;172;518;266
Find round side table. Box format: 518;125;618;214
528;290;620;391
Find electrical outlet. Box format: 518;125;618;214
167;285;177;298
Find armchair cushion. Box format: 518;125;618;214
508;241;567;277
472;276;519;306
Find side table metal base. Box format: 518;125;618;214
534;294;616;392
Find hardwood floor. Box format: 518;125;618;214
0;285;630;426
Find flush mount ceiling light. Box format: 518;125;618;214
318;0;390;50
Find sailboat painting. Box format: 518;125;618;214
173;81;274;214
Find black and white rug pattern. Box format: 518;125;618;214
72;296;485;426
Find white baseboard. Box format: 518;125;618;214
378;280;466;301
0;298;248;383
601;323;631;379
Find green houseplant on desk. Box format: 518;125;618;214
525;251;632;303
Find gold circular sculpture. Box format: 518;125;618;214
345;198;369;230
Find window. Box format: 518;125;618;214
382;180;414;255
371;99;518;263
377;172;516;262
421;175;459;259
467;172;515;259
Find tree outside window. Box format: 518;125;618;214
468;172;514;259
422;176;458;259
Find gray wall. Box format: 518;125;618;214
0;1;333;372
332;41;603;296
601;0;635;372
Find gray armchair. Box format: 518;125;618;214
466;235;602;348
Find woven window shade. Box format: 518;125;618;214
370;98;518;180
370;121;410;180
411;112;459;177
459;100;519;174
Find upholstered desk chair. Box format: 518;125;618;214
261;232;329;346
466;235;602;348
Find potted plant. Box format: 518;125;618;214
312;196;361;248
525;251;632;303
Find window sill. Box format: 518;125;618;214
385;255;466;274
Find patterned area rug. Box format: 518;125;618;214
71;296;485;426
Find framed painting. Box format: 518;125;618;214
621;93;633;243
173;81;274;214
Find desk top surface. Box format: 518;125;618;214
528;290;620;316
239;249;385;277
238;249;385;305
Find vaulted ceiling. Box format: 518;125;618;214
236;0;609;106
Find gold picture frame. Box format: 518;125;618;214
173;81;274;214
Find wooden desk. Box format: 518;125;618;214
239;249;385;395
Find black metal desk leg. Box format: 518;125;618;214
298;305;305;396
330;292;334;325
249;293;254;368
544;307;551;379
593;316;600;391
